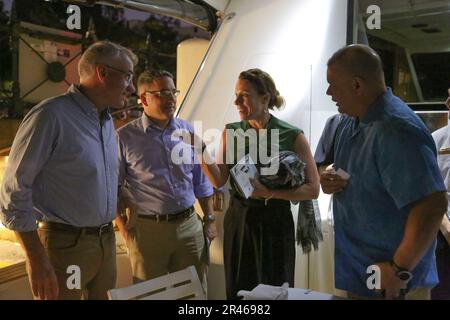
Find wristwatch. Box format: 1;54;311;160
390;260;413;282
203;214;216;223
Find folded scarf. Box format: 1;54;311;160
259;151;323;253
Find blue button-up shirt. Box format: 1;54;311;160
0;85;118;231
333;88;446;296
117;114;213;216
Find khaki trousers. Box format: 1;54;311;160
126;211;207;290
38;227;116;300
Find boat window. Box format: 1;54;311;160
355;0;450;110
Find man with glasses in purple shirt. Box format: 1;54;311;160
115;70;215;291
0;40;137;299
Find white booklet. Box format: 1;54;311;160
230;154;259;199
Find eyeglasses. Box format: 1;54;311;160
102;64;134;83
145;89;180;98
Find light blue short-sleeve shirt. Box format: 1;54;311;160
333;88;445;297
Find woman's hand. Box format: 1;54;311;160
250;178;274;199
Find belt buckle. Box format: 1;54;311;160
155;214;169;222
98;223;110;236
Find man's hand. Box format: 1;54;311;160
320;172;348;194
27;253;59;300
204;221;217;242
15;231;59;300
116;197;139;241
375;261;410;300
117;198;138;230
198;196;216;243
114;213;130;241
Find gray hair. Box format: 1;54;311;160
78;40;138;79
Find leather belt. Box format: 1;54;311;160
139;206;194;222
233;195;289;207
38;221;113;236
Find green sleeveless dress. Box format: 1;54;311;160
223;115;302;299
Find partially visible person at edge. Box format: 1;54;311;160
196;68;320;299
431;87;450;300
0;40;137;299
320;44;447;299
115;70;215;292
314;113;342;173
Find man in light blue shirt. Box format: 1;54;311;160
320;44;447;299
0;41;137;300
116;70;215;287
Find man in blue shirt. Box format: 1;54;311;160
0;41;137;299
320;44;447;299
116;70;215;288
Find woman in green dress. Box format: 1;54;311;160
199;68;320;299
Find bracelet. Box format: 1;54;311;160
267;193;274;200
264;193;275;206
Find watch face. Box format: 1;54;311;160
397;271;412;282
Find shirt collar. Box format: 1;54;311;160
360;87;393;124
67;84;111;121
141;112;176;132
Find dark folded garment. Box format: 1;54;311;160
259;151;323;253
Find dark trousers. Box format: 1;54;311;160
223;196;295;300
